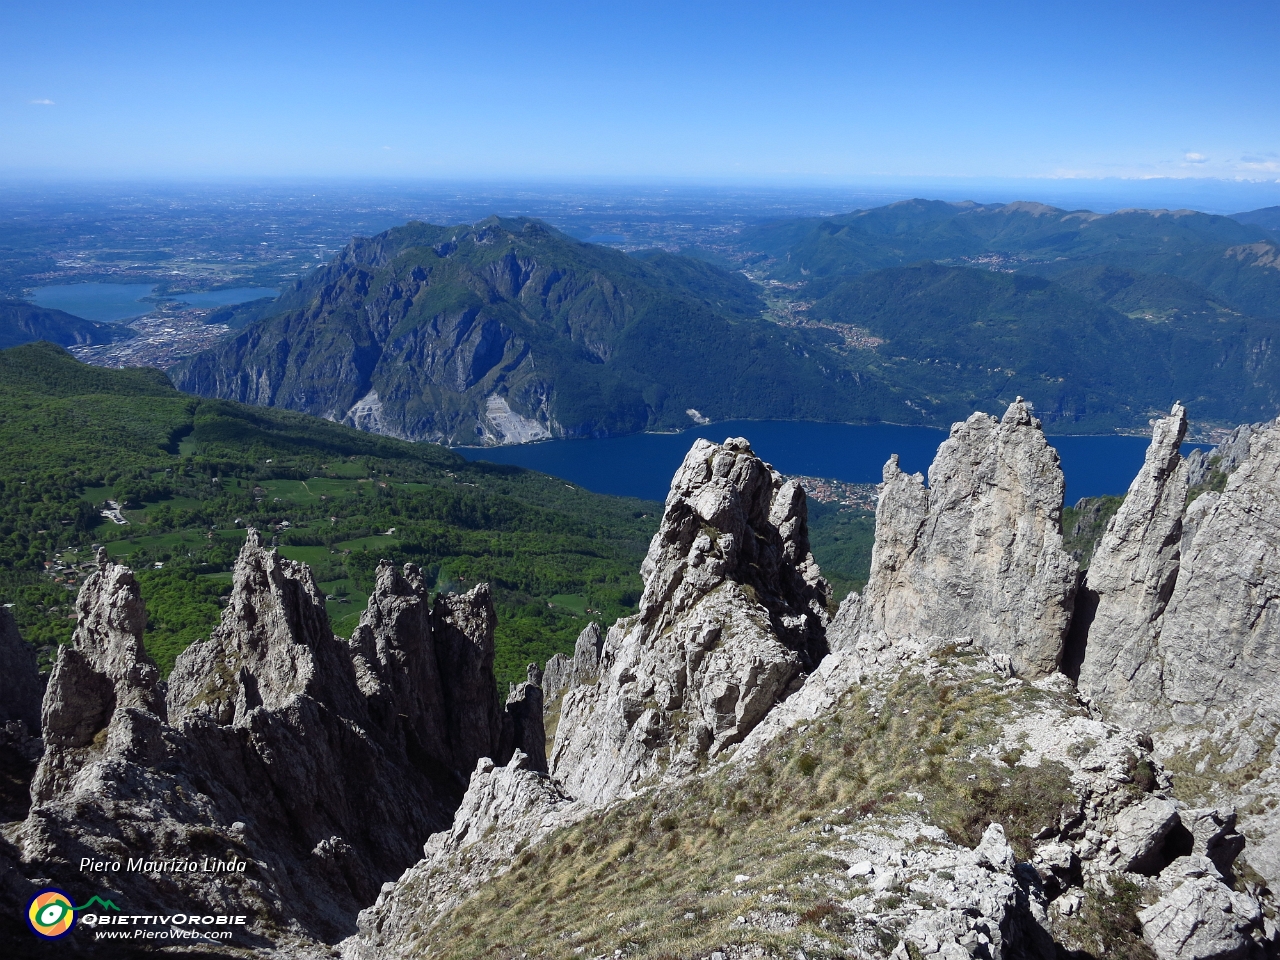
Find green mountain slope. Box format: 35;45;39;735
738;200;1280;319
0;299;133;349
1233;206;1280;231
0;342;659;688
809;262;1280;429
175;217;914;442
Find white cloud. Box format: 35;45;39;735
1184;152;1208;163
29;98;55;106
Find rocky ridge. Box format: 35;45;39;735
5;398;1280;959
5;532;541;950
549;437;830;805
348;407;1280;960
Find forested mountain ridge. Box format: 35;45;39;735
734;199;1280;318
172;206;1280;440
807;261;1280;428
0;342;660;688
174;217;898;443
0;298;132;350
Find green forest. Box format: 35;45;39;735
0;343;661;687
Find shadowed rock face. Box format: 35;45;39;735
1073;404;1189;727
14;532;514;946
549;437;830;805
849;400;1077;678
0;606;44;827
0;605;44;735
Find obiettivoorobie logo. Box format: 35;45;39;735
26;889;120;939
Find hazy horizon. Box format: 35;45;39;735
3;1;1277;191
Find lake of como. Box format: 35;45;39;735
28;283;277;322
459;419;1208;506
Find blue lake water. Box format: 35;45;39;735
174;287;278;309
30;283;156;322
458;420;1209;506
28;283;278;322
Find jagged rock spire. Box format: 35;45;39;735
1072;403;1189;724
19;531;518;943
550;437;830;804
848;399;1077;678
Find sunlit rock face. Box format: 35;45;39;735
550;437;831;805
847;399;1077;679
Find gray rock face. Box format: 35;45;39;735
502;665;547;773
1185;420;1266;489
0;605;43;734
351;750;577;957
1139;873;1260;960
1158;420;1280;725
854;400;1077;678
543;620;603;704
15;532;512;947
549;437;830;804
1076;414;1280;724
1074;404;1189;727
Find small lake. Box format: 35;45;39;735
30;283;156;322
28;283;278;322
458;420;1209;505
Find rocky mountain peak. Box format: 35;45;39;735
167;526;353;725
847;399;1077;678
549;437;831;804
1071;403;1189;725
638;436;829;662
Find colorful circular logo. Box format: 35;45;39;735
27;889;77;939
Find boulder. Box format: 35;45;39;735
1139;875;1260;960
1113;795;1181;874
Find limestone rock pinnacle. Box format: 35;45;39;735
850;399;1077;677
549;437;830;804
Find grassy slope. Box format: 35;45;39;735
0;342;659;687
411;646;1154;960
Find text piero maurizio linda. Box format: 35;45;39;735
82;856;248;874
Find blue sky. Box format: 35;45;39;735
2;0;1278;189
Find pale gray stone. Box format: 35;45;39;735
1075;404;1188;729
1139;876;1257;960
550;437;830;804
1113;795;1180;874
854;400;1077;678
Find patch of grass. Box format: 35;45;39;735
1053;877;1156;960
416;658;1087;958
